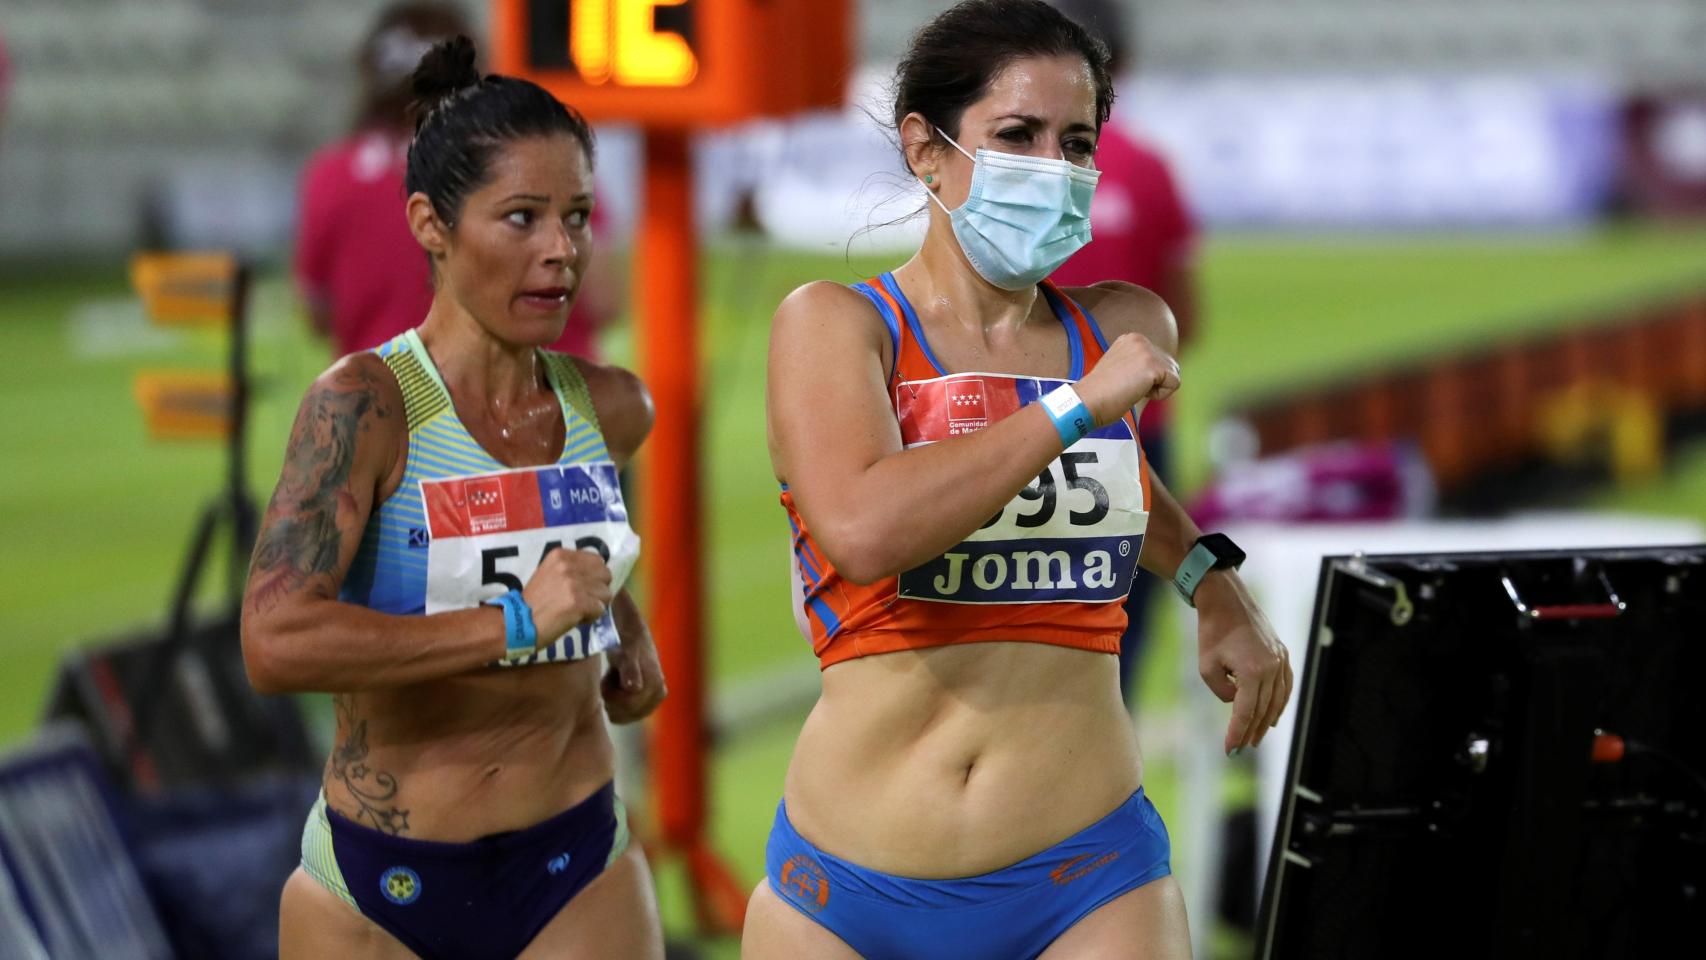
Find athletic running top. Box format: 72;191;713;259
781;273;1151;669
340;329;639;666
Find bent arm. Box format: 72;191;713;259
1136;401;1289;754
576;357;667;722
1135;469;1205;585
1122;323;1256;627
769;282;1130;584
240;356;506;694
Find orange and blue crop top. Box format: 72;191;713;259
781;272;1151;669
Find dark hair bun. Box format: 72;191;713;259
411;35;480;113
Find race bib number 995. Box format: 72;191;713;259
894;374;1147;604
421;462;639;665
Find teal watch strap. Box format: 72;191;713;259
1174;536;1249;607
1172;542;1219;607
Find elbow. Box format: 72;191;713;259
815;521;902;586
835;555;893;587
240;617;294;696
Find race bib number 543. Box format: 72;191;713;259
421;462;639;665
894;374;1147;604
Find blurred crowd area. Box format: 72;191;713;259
4;0;1706;259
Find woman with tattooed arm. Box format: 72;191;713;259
241;38;667;960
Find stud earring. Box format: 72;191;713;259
925;175;933;184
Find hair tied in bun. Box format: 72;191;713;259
411;35;481;123
404;37;597;226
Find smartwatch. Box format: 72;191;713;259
1172;533;1246;607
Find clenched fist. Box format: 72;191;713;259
522;546;613;645
1074;332;1180;426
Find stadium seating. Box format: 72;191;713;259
6;0;1706;252
0;0;447;254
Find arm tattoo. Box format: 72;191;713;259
246;365;390;614
327;695;410;835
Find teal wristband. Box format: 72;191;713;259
484;591;537;662
1039;383;1093;448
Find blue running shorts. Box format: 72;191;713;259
765;788;1172;959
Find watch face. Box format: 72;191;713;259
1200;533;1247;568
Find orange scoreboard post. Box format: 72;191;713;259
493;0;849;936
494;0;848;125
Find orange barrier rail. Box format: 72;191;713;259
1228;294;1706;491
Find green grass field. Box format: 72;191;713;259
6;225;1706;957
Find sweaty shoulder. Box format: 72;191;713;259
770;279;894;373
316;351;405;429
570;357;653;468
1060;280;1178;358
303;351;407;497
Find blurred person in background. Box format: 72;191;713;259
1049;0;1200;708
744;2;1287;957
295;2;620;361
247;38;665;959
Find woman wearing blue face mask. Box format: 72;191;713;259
742;2;1292;958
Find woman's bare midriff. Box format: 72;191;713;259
782;641;1141;879
320;657;613;842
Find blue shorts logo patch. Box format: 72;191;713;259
547;852;572;875
778;855;830;912
408;527;430;548
380;866;421;905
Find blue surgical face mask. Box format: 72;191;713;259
924;127;1100;291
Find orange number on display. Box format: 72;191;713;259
569;0;697;86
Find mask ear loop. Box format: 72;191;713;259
935;126;977;161
919;126;978;214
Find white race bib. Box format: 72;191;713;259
421;462;639;665
893;373;1147;604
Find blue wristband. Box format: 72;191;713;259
483;591;537;663
1039;383;1093;448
